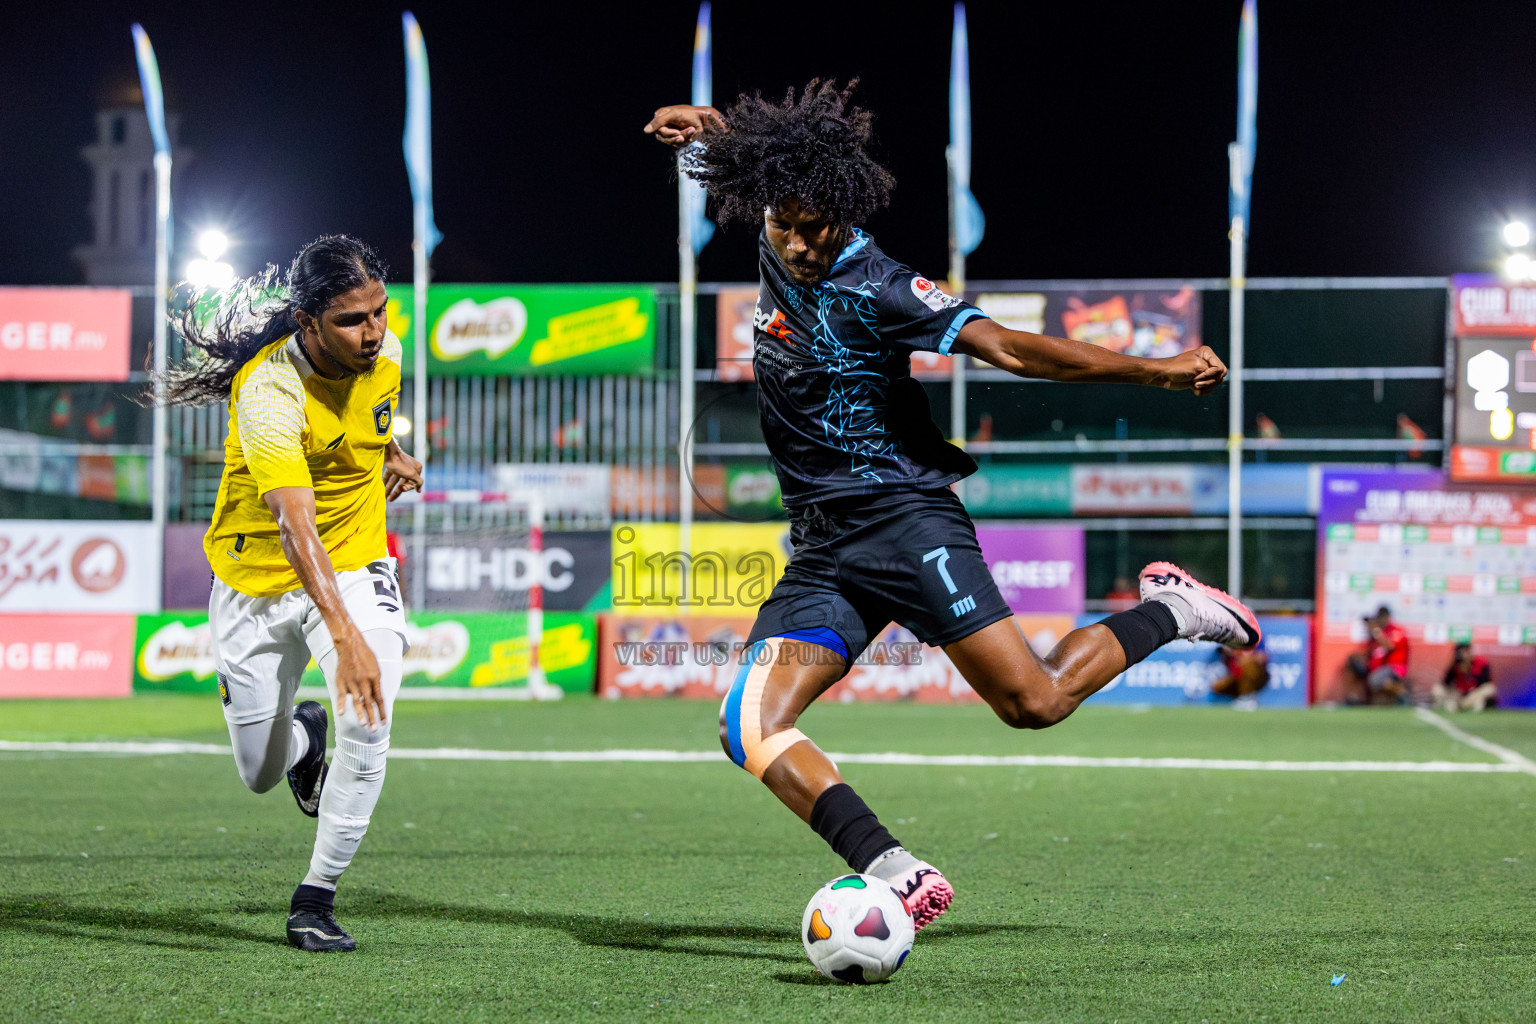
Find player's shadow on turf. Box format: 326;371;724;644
364;893;805;963
0;896;286;951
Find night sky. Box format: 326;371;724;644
4;1;1536;288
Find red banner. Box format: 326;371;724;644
596;613;1074;702
0;288;132;381
0;614;135;697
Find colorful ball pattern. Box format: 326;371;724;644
800;873;916;983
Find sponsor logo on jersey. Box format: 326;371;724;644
432;296;528;360
910;276;959;312
753;304;796;343
372;399;392;436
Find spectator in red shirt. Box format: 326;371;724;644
1433;644;1496;712
1345;605;1409;705
1212;644;1270;710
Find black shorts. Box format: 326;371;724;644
746;488;1012;663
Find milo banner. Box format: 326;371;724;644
135;611;597;696
385;284;656;376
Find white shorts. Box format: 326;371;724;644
210;558;409;725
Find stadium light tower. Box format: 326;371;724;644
186;228;234;289
1503;220;1531;248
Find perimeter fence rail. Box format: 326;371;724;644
0;276;1453;606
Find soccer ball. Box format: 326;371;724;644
800;873;915;983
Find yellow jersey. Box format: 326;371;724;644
205;331;402;597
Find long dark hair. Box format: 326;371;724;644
681;78;895;227
149;234;389;407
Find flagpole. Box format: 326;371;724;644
1227;0;1257;600
678;164;696;566
678;2;712;580
133;24;170;613
411;211;428;609
947;3;980;498
1227;168;1245;598
947;150;966;479
402;12;439;613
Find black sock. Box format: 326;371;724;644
809;783;900;873
1100;601;1179;668
290;883;336;915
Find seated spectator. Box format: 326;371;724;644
1212;644;1270;710
1433;644;1497;712
1345;605;1409;705
1104;576;1140;613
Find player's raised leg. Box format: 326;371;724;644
719;634;954;929
944;561;1260;730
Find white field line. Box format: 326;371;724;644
0;739;1526;774
1414;707;1536;776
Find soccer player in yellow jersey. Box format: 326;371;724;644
159;236;422;951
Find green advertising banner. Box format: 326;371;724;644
134;611;597;696
384;284;655;377
964;464;1074;516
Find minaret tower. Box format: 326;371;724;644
72;80;186;285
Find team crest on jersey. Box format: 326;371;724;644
217;674;231;707
911;276;959;312
372;400;392;436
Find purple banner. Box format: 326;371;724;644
975;526;1085;615
163;522;214;611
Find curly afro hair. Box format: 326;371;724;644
681;78;895;227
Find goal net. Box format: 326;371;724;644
385;492;561;699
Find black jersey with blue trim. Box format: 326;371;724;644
751;227;990;507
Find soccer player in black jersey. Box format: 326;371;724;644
645;81;1260;929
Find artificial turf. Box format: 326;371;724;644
2;697;1533;1023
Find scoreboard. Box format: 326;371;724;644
1314;469;1536;705
1450;275;1536;483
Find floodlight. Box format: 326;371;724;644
197;229;231;260
1505;252;1532;280
186;257;235;290
393;414;413;437
1504;221;1532;248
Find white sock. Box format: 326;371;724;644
287;718;311;771
302;629;401;890
865;846;919;879
303;734;388;888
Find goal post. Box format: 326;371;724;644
385;490;561;700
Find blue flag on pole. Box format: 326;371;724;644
1230;0;1258;228
130;24;170;156
402;12;442;258
950;3;984;257
684;2;715;254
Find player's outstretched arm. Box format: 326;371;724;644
265;486;385;729
383;439;423;501
952;318;1227;396
643;104;727;147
